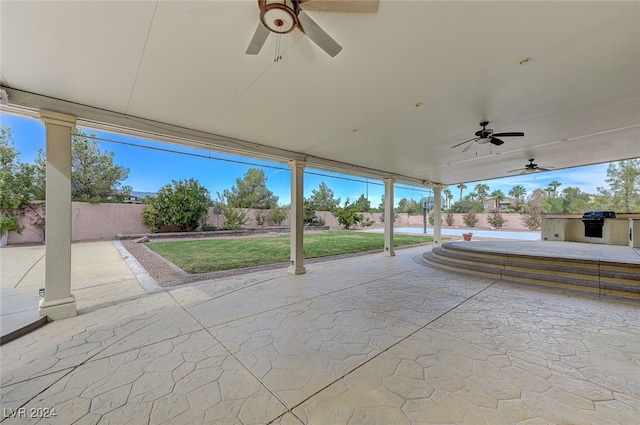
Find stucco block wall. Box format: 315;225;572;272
8;203;293;245
8;204;535;246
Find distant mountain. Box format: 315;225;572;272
130;191;157;199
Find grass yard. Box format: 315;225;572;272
147;230;432;274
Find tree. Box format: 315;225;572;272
353;194;371;212
456;183;467;201
490;189;505;212
307;182;341;212
443;188;453;209
334;199;363;229
146;178;211;231
560;186;592;213
520;188;545;230
474;183;490;205
1;126;36;235
548;180;562;198
508;185;527;211
596;160;640;212
450;199;484;213
222;168;278;209
396;198;421;215
33;129;131;202
377;195;386;213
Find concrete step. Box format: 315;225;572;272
0;289;48;345
424;243;640;300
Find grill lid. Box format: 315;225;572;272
582;211;616;220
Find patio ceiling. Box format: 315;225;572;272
1;1;639;187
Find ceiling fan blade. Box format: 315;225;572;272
245;22;270;55
451;137;478;149
461;141;477;153
298;10;343;57
490;137;504;146
492;132;524;137
300;0;379;13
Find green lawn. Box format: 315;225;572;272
147;230;432;274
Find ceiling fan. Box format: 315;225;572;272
451;121;524;153
508;159;555;174
245;0;379;58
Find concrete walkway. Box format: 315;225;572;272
1;241;639;424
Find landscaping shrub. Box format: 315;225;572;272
150;178;211;231
462;210;479;227
269;205;287;225
142;205;162;233
487;212;507;229
360;217;375;227
445;210;455;226
254;210;266;227
219;204;248;230
335;203;363;229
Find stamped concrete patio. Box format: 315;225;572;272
1;241;639;424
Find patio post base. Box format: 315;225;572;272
39;295;77;320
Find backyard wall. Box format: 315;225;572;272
7;203;532;246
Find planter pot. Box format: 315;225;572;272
462;233;473;241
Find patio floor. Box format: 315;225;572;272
1;241;639;424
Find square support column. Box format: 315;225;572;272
383;178;395;257
433;186;442;245
39;110;77;320
288;160;306;275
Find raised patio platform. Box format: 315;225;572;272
424;240;640;300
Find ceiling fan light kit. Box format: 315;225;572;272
451;121;524;153
508;158;555;174
246;0;379;58
260;0;299;34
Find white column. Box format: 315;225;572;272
39;110;77;320
383;178;395;257
288;160;306;275
433;186;442;245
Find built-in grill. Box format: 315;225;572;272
581;211;616;238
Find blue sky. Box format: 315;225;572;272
1;113;615;207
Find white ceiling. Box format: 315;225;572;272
1;0;639;187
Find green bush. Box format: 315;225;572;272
201;224;217;232
0;214;21;234
142;205;162;233
487;212;507;229
219;204;248;230
462;210;479;227
145;178;211;232
451;199;484;213
269;205;287;225
254;210;266;227
335;203;363;229
360;217;375;227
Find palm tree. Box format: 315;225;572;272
509;185;527;209
490;189;505;212
474;183;490;205
456;183;467;201
443;188;453;208
548;180;562;197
